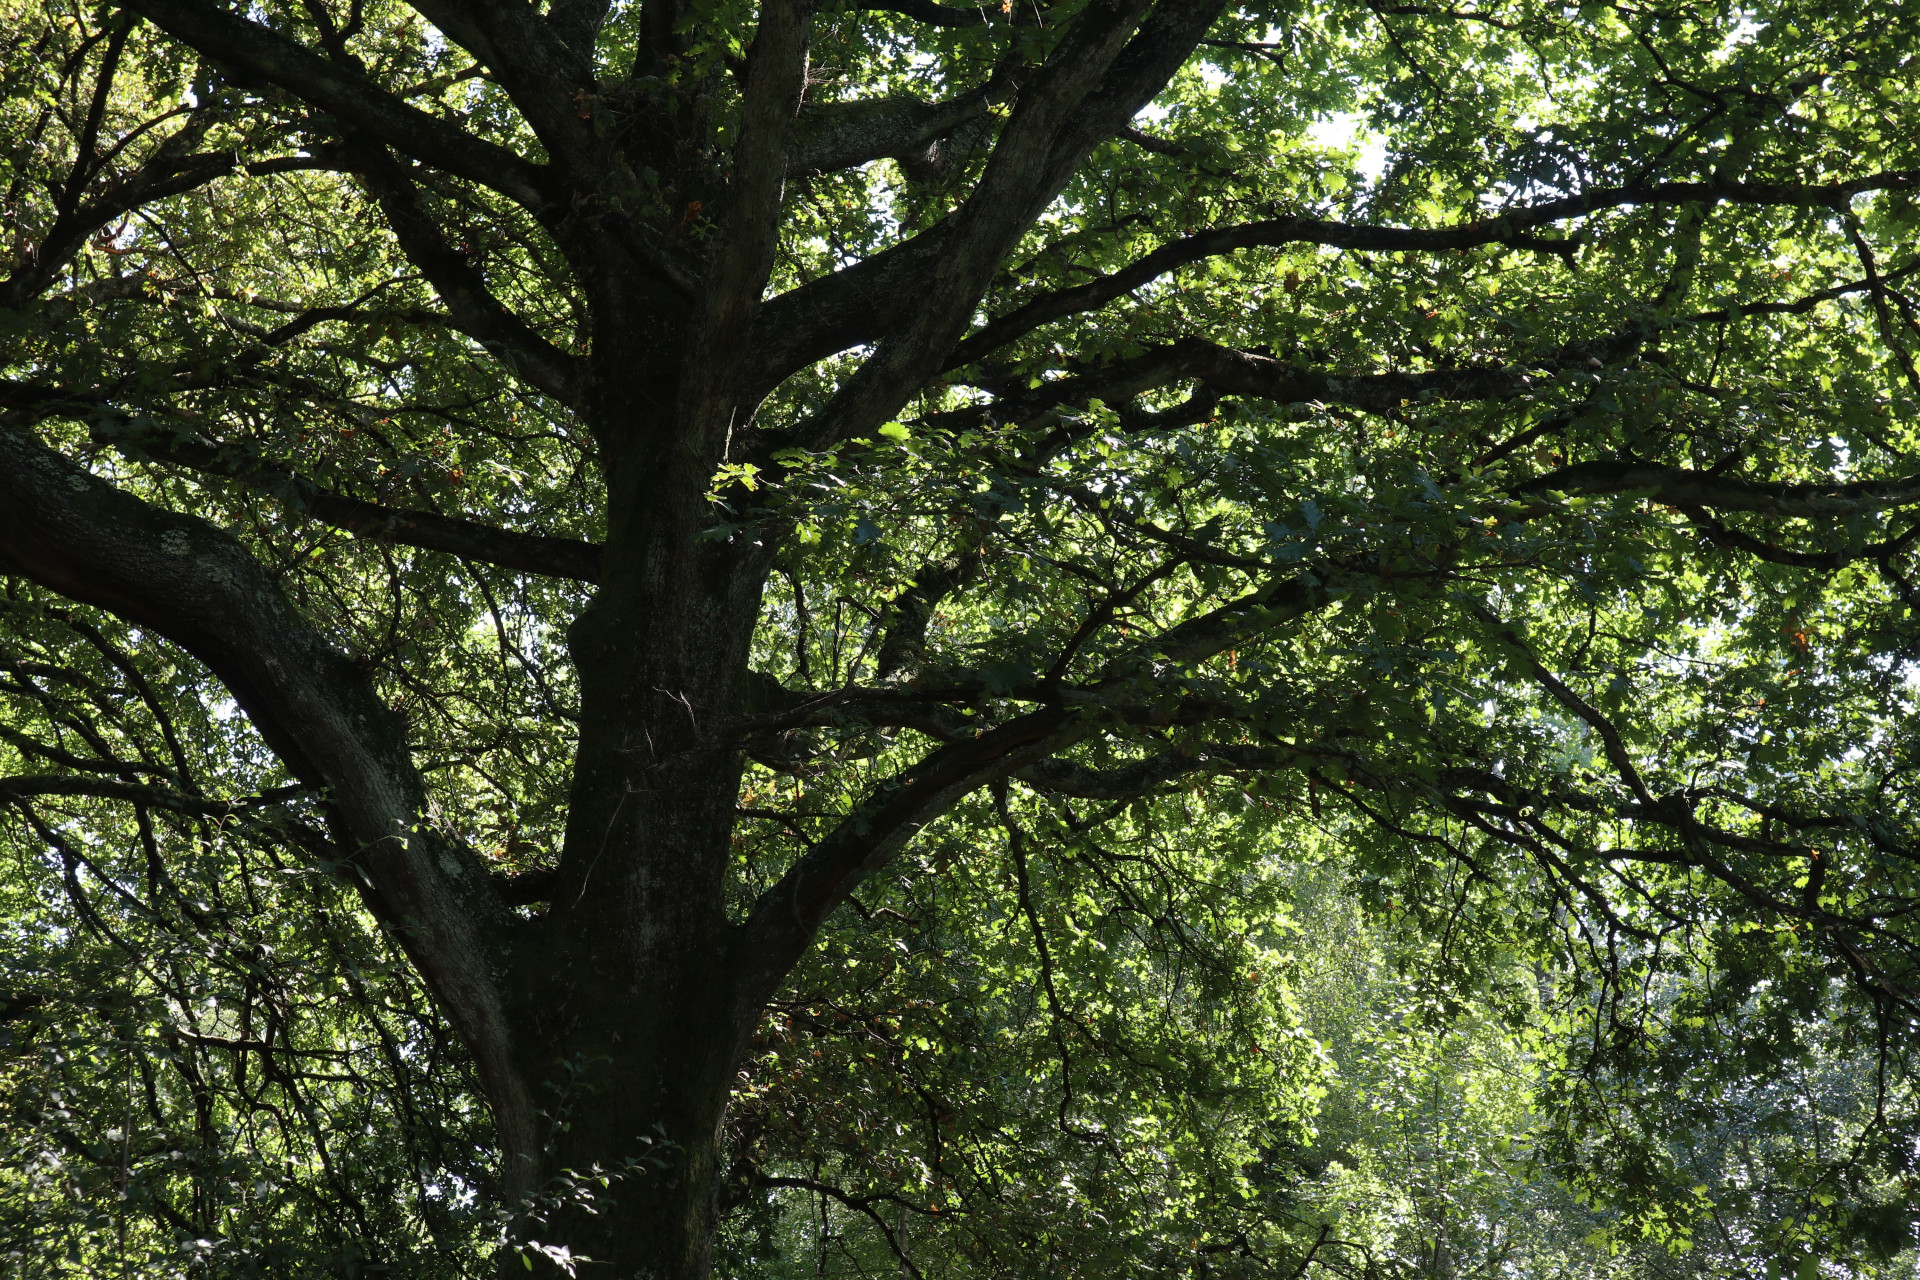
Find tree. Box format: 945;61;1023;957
3;0;1920;1270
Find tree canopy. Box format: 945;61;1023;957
2;0;1919;1273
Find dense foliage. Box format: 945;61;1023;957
3;0;1920;1272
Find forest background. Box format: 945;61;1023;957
2;0;1919;1273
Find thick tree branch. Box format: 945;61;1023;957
493;865;559;905
1680;507;1920;569
402;0;597;172
937;265;1914;445
0;773;308;815
1184;341;1543;412
937;347;1920;556
851;0;1035;25
944;171;1920;366
0;421;537;1159
743;226;955;398
754;0;1228;445
1090;561;1330;676
729;552;1342;1027
56;17;136;221
3;393;603;580
119;0;551;208
790;84;1002;178
1014;741;1278;797
1518;460;1920;518
345;139;581;403
672;0;816;465
545;0;613;55
3;144;348;310
908;340;1532;458
731;705;1084;1028
301;489;603;580
729;676;975;739
737;551;1335;745
875;549;981;679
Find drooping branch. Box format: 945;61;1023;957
1198;724;1920;1003
0;420;538;1161
755;1176;928;1280
1420;784;1920;1008
1465;599;1654;806
1182;730;1886;902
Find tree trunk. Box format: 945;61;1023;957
495;430;768;1279
506;959;739;1279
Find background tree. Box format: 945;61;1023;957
3;0;1920;1273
